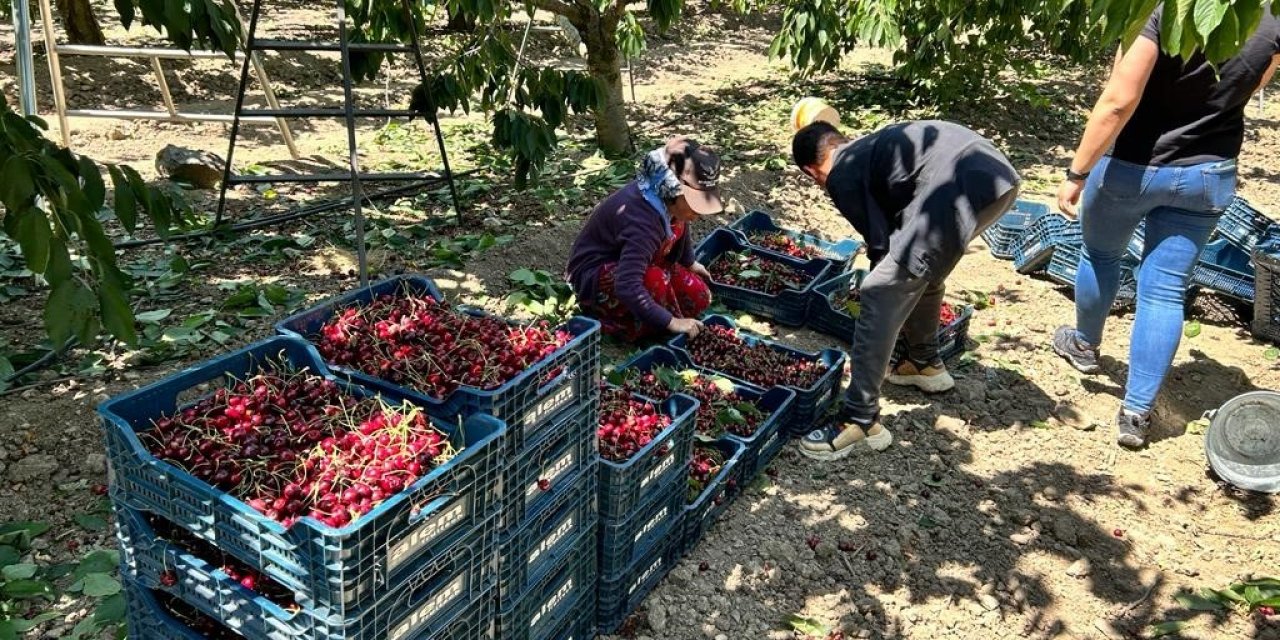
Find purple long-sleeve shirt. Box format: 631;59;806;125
566;182;695;329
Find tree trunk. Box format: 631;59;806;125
55;0;105;45
576;11;631;157
446;7;476;32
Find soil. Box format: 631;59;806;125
2;2;1279;639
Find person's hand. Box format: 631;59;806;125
690;261;711;280
1058;178;1084;219
667;317;704;338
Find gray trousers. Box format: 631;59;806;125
843;186;1019;424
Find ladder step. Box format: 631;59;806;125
238;108;425;118
249;40;414;53
227;171;451;184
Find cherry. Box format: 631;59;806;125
160;571;177;587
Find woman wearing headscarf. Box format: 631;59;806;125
566;137;724;340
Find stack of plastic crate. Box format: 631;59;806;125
274;274;605;640
725;209;864;274
1216;197;1273;253
594;382;699;634
981;200;1051;259
1251;225;1280;342
104;337;508;640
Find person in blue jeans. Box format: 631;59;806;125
1053;7;1280;448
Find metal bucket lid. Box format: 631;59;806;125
1205;390;1280;494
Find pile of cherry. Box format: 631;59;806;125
684;325;829;389
613;368;766;440
140;364;454;529
833;286;960;326
685;446;726;503
153;589;243;639
596;384;672;463
708;251;813;295
313;291;571;398
145;512;299;610
746;231;831;260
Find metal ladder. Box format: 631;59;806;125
214;0;462;286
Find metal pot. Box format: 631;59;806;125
1204;390;1280;494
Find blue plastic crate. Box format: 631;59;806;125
496;528;598;640
890;304;975;366
541;589;595;640
669;315;846;438
598;476;683;578
981;199;1051;259
1217;197;1272;252
99;336;507;612
503;402;598;533
598;388;698;522
115;502;494;640
1012;213;1068;274
696;228;831;327
1194;238;1255;303
750;421;789;478
497;466;597;609
726;209;863;273
122;576;497;640
679;439;744;557
275;275;601;453
1251;225;1280;343
595;533;680;635
1047;245;1139;309
613;346;797;457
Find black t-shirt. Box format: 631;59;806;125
1111;9;1280;166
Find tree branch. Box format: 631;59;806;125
528;0;583;22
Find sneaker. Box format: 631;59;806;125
1052;326;1100;373
1115;409;1150;448
887;359;955;393
798;419;893;461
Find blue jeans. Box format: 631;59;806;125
1074;156;1237;414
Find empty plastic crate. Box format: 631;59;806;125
598;477;683;578
503;402;598;532
669;315;845;437
1194;238;1255;303
496;528;597;640
1217;197;1273;252
695;228;831;327
1012;213;1068;274
679;439;744;557
596;533;681;634
598;388;699;521
276;275;601;453
1251;226;1280;343
115;502;494;640
100;336;507;612
614;346;795;482
726;209;863;273
981;199;1051;259
497;466;597;608
1047;245;1139;309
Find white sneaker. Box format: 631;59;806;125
887;360;955;393
798;421;893;461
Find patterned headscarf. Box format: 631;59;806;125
635;144;682;236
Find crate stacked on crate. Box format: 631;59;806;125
1217;196;1273;253
805;270;975;364
1194;238;1255;303
1042;219;1141;308
695;228;831;327
726;209;864;273
593;382;699;634
273;274;605;640
102;336;509;640
981;200;1051;259
1251;225;1280;342
669;315;846;438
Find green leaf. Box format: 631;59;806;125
75;550;120;578
510;268;538;286
1149;620;1188;637
74;514;109;532
99;277;137;346
1184;320;1201;338
0;156;36;208
0;521;52;544
134;309;172;324
262;284;291;305
786;614;828;636
1204;7;1240;62
10;612;58;632
2;579;54;599
1193;0;1230;40
2;563;38;580
107;166;137;233
78;156;105;212
44;237;72;287
1261;346;1279;360
94;593;126;624
1175;592;1226;611
81;573;121;597
0;545;20;567
11;208;52;273
716;406;746;426
738;269;763;279
0;621;14;640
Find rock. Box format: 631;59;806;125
108;127;130;141
482;216;506;229
0;445;9;461
1066;558;1092;578
82;453;107;476
155;145;226;189
815;541;837;559
1051;517;1079;546
979;594;1000;611
647;604;668;632
1042;485;1061;501
667;566;692;587
935;415;966;431
1009;531;1036;546
8;454;59;482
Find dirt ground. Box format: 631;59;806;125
1;2;1279;639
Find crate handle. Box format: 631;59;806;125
536;365;571;397
408;491;462;525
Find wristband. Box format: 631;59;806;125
1066;167;1090;182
